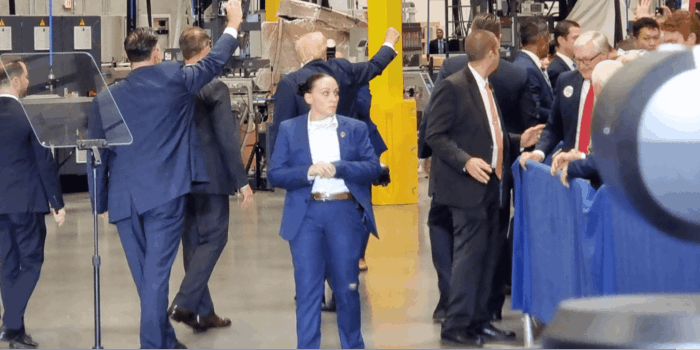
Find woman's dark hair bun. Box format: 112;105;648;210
296;73;335;97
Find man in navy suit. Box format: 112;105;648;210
429;29;448;54
520;31;613;169
87;1;242;348
167;26;254;333
268;73;382;349
269;27;400;158
417;13;540;324
513;17;553;124
0;57;66;350
547;20;580;90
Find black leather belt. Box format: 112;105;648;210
311;192;354;201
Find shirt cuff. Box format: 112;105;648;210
239;184;250;191
533;150;546;162
580;153;587;159
382;42;398;54
223;27;238;39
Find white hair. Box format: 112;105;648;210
592;60;623;87
574;31;612;54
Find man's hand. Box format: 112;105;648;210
424;157;432;175
239;185;254;210
550;149;583;175
465;158;492;184
636;0;652;18
226;0;243;30
385;27;401;46
560;164;570;188
309;162;336;178
520;124;545;148
53;208;66;227
519;151;544;170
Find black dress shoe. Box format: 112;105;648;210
477;323;516;341
169;305;195;324
321;293;336;312
0;327;21;342
491;311;502;321
440;330;484;347
194;313;232;333
8;333;38;349
432;309;446;324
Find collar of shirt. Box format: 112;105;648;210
467;63;488;90
556;52;576;70
0;94;20;102
522;49;543;70
308;114;338;132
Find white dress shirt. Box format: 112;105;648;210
556;52;576;70
223;27;238;39
307;115;350;195
302;42;397;66
522;49;544;70
0;94;20;102
468;64;500;171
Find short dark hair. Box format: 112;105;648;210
124;27;159;63
464;30;499;62
0;56;25;87
520;17;549;46
549;39;556;56
471;13;501;37
297;73;336;96
179;26;211;60
633;17;660;38
553;20;580;47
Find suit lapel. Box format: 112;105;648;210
299;114;314;165
462;67;487;118
336;117;350;161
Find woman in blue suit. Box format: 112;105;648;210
268;73;382;349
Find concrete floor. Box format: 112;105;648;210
18;177;534;349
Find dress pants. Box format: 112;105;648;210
427;200;454;315
173;193;229;316
115;196;185;349
442;175;505;335
290;199;365;349
0;213;46;331
487;214;513;316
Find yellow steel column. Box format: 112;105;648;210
369;0;418;205
265;0;281;22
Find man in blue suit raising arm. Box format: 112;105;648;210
87;1;243;348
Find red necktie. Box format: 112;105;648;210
578;87;594;154
485;83;503;179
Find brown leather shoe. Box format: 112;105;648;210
196;313;231;331
169;305;198;329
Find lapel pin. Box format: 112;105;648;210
340;132;346;138
563;85;574;98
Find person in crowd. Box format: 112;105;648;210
548;20;581;90
0;56;66;350
167;26;254;333
633;17;662;51
520;31;614;169
551;60;624;189
661;10;700;46
514;17;553;124
429;28;448;54
86;1;242;348
268;73;382;349
417;12;541;324
426;30;542;347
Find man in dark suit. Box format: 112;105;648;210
0;57;66;350
269;28;400;157
167;26;255;333
520;31;613;168
513;17;553;124
429;29;448;54
548;20;580;90
417;13;539;324
426;30;541;347
87;2;242;348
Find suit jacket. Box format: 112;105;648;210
348;84;387;157
0;97;64;214
429;39;448;54
425;65;521;209
513;51;554;124
568;156;602;189
88;34;239;222
419;56;536;159
547;54;574;91
268;115;382;242
534;70;585;156
190;79;248;195
269;46;397;156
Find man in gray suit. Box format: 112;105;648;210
168;26;254;332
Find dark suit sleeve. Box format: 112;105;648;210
526;69;551;123
567;157;600;181
338;46;397;87
270;78;298;157
333;123;382;185
519;78;539;130
419;60;462;159
534;91;564;156
31;135;64;210
425;80;472;172
86;98;109;214
267;123;314;191
181;34;239;95
202;81;248;190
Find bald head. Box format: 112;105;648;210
591;60;623;97
296;32;327;63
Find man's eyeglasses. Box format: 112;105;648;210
574;52;603;66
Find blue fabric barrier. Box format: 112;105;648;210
511;159;700;324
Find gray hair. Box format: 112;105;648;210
574;31;612;54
